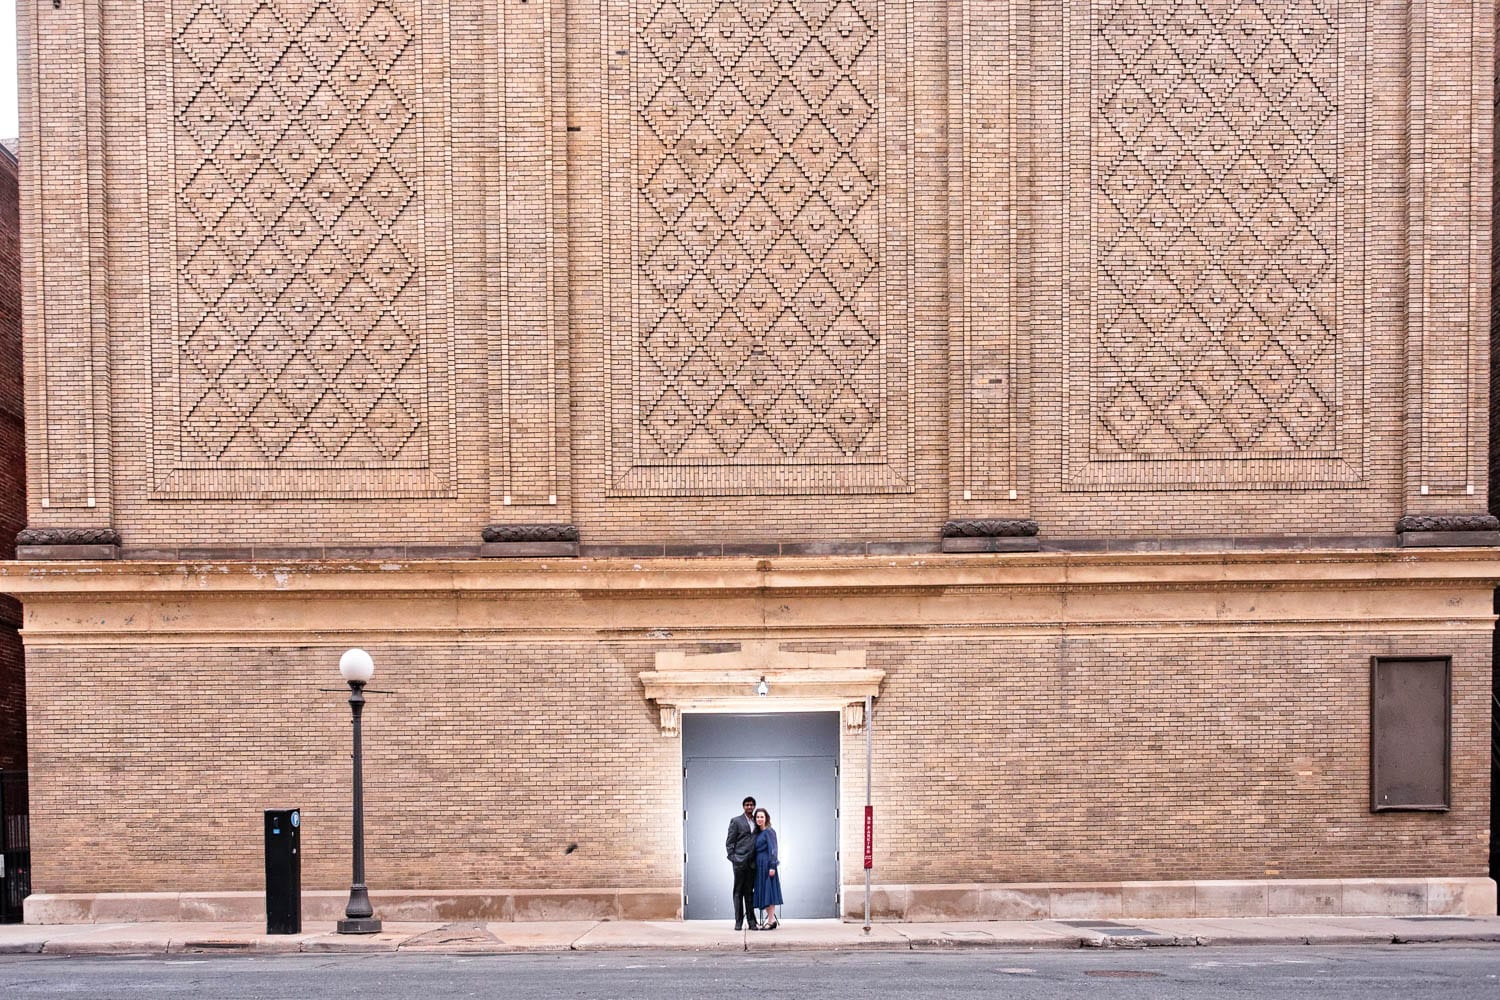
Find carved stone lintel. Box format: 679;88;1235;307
17;528;121;546
1396;514;1500;549
16;527;121;561
942;519;1040;538
842;701;866;734
480;524;580;558
482;523;580;543
1396;515;1500;533
659;705;681;737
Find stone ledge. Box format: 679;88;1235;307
1399;531;1500;548
840;877;1497;921
480;541;580;558
25;888;681;925
17;544;119;561
940;537;1041;554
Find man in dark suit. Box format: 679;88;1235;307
725;795;759;930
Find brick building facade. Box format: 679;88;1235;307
2;1;1497;922
0;142;24;773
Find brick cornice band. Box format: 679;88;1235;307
942;519;1040;538
481;524;580;543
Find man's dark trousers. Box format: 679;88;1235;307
726;809;759;928
732;861;757;929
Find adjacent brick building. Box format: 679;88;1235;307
2;1;1497;922
0;141;24;774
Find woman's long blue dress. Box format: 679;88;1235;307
753;828;784;910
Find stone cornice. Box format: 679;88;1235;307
2;550;1497;645
2;548;1500;596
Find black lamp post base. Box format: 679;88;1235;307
336;917;383;935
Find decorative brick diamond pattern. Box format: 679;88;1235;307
1092;0;1338;458
635;0;882;463
173;0;426;467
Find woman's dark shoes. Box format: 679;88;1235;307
765;920;779;930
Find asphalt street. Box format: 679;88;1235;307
1;946;1499;999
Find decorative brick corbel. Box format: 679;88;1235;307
940;519;1040;553
1396;515;1500;548
16;527;121;560
658;705;681;737
480;523;580;558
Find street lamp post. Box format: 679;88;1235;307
336;647;381;935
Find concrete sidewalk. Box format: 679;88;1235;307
1;915;1500;956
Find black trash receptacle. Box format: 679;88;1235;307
264;809;301;935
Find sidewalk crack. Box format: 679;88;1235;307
567;921;603;950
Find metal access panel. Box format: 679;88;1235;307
1371;657;1451;811
682;713;839;920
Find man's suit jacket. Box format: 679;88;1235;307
726;813;757;866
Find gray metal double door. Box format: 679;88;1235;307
682;712;840;919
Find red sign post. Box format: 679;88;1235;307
863;806;873;869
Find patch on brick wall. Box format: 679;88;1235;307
1061;0;1367;491
150;0;454;498
602;0;914;496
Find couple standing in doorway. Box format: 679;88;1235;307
726;796;783;930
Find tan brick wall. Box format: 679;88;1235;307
22;630;1489;894
840;634;1492;885
14;2;1492;547
25;642;680;894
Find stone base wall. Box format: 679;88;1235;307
22;876;1495;924
843;878;1499;922
24;888;681;925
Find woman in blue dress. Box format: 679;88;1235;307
751;808;783;929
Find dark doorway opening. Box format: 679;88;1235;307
0;771;29;923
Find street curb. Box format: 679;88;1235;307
40;941;168;957
300;935;403;953
1392;932;1500;945
1078;934;1181;949
0;941;44;955
8;927;1500;957
901;935;1083;952
176;937;308;955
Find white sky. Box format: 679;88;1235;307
0;3;14;139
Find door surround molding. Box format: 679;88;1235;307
641;641;884;736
